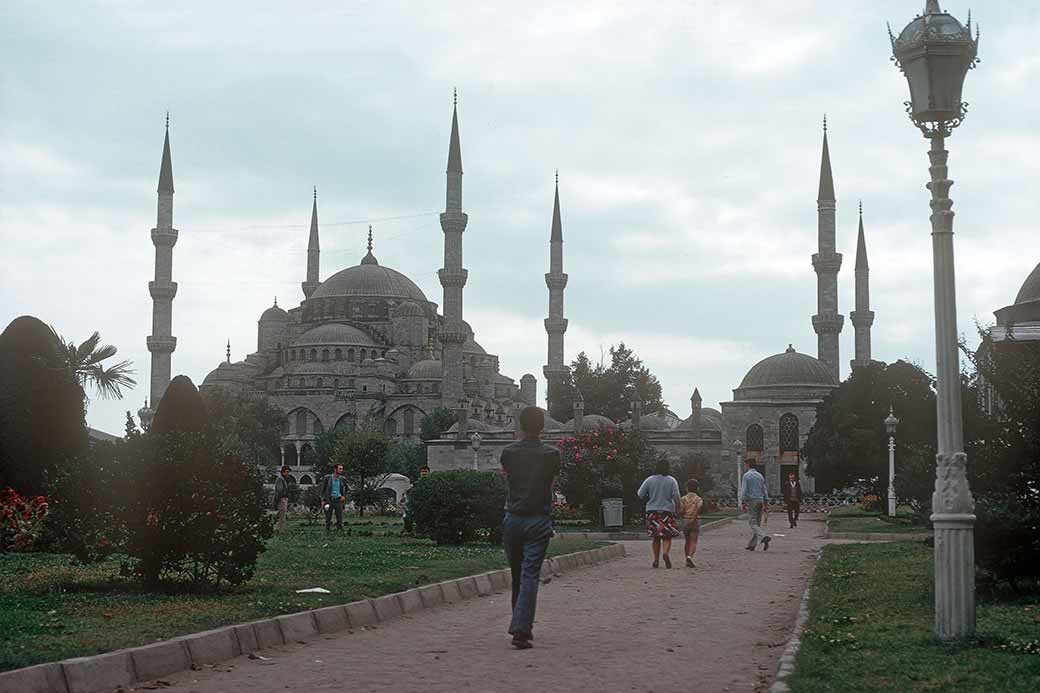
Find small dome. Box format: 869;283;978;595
738;346;837;390
407;359;443;380
564;414;615;432
391;301;425;318
294;323;377;347
446;418;497;433
260;303;288;321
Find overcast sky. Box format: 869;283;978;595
2;0;1037;435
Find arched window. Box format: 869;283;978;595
360;349;368;362
309;349;317;362
313;418;324;434
384;417;397;436
404;409;415;436
335;414;354;430
316;377;323;388
283;444;298;467
300;443;315;465
334;378;339;388
335;348;342;360
289;350;296;361
382;350;387;358
300;474;313;485
347;348;355;362
298;378;306;388
322;349;330;362
296;410;307;435
779;413;800;454
746;424;764;452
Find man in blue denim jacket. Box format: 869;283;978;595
500;406;561;650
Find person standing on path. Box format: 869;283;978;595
500;406;561;650
637;459;682;568
274;465;292;531
783;471;803;528
739;460;771;551
319;463;347;533
678;478;704;568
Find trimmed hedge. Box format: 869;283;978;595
407;470;507;545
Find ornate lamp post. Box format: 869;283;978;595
733;439;744;503
885;407;900;517
470;431;482;471
137;399;154;432
889;0;979;640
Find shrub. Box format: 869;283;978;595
975;492;1040;591
407;470;507;545
893;447;935;524
0;488;49;552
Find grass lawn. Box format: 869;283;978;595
826;506;930;534
0;519;603;672
789;541;1040;692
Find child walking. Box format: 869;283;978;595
679;478;704;568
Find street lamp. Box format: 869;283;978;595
137;399;154;432
470;431;482;471
733;439;744;503
890;0;979;640
885;407;900;517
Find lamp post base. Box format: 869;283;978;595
931;512;976;640
887;486;896;517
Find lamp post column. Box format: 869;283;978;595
888;435;896;517
733;440;743;505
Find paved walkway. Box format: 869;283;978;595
159;515;828;693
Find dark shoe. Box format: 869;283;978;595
652;560;659;568
511;635;533;650
762;537;771;551
745;545;755;551
663;554;672;569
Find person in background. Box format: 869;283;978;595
637;459;681;568
783;471;804;528
319;463;347;533
274;465;291;531
679;478;704;568
739;459;771;551
500;406;561;650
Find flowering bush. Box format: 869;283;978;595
0;488;49;552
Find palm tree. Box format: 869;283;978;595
49;327;137;404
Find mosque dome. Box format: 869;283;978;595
563;413;615;432
392;301;425;318
995;261;1040;326
1014;263;1040;305
294;323;377;346
260;302;288;321
407;359;443;380
311;262;429;303
739;345;837;390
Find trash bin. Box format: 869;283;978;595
601;498;624;528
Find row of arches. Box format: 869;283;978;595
285;406;426;441
288;347;388;364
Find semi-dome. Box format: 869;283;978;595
311;262;429;303
407;359;443;380
738;346;837;390
391;301;425;318
294;323;377;346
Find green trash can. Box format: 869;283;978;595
601;498;624;528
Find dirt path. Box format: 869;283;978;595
156;515;827;693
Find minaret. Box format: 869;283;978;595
811;117;844;381
438;90;469;405
850;202;875;370
302;187;320;298
544;170;570;412
690;388;703;440
146;114;178;406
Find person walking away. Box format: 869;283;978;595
637;459;682;568
679;478;704;567
274;465;292;531
739;460;771;551
783;471;804;528
320;463;347;533
500;406;561;650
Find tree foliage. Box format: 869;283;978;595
548;343;665;422
201;390;284;469
48;326;136;405
407;470;507;544
420;407;458;442
0;316;88;494
386;442;426;482
329;425;393;516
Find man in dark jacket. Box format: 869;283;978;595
783;471;804;528
319;464;347;533
500;406;560;650
274;465;292;531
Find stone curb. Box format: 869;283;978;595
573;514;738;541
824;530;932;541
0;543;625;693
769;551;822;693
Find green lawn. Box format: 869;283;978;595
0;520;603;672
826;506;930;534
789;542;1040;692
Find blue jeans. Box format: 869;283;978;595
502;513;553;638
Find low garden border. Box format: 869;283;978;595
0;543;626;693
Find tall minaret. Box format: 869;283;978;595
543;170;569;412
811;117;844;381
438;91;469;405
850;202;874;370
146;114;178;405
301;187;320;298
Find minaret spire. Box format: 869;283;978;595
302;187;320;298
438;92;469;405
850;201;875;370
146;115;179;405
544;170;569;413
811;117;844;380
361;225;379;265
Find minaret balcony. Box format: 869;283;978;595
850;310;876;328
438;268;468;288
439;211;468;234
543;364;570;380
148;281;178;301
146;336;177;353
811;253;843;274
544;273;569;290
438;321;469;344
544;317;569;334
812;313;845;334
150;227;179;247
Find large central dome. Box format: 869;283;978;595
311;262;429;303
